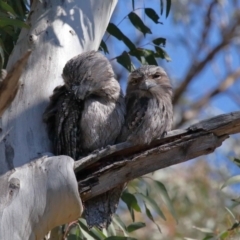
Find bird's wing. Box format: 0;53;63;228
43;86;83;159
124;93;150;135
43;85;67;143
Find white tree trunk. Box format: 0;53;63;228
0;0;117;239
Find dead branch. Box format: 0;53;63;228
0;50;31;117
74;111;240;202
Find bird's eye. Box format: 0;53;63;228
153;74;161;78
131;78;139;85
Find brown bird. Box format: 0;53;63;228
107;65;173;219
43;51;125;229
118;65;173;144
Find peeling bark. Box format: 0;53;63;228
74;111;240;201
0;0;118;239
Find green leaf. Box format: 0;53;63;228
130;48;157;65
166;0;171;18
128;12;152;36
0;17;29;28
155;181;178;222
155;46;171;61
192;226;213;234
0;1;17;17
0;45;4;69
68;225;83;240
232;158;240;168
202;236;214;240
221;175;240;189
105;237;137;240
132;48;155;57
107;222;116;237
113;214;128;236
215;231;229;239
135;193;166;220
145;8;162;24
228;222;240;231
160;0;163;15
121;191;140;221
126;222;146;233
68;234;81;240
152;37;166;46
121;191;141;212
107;23;136;50
225;207;237;221
0;26;16;37
144;203;162;233
116;51;135;72
146;55;158;65
78;218;106;240
99;40;109;54
132;0;135;10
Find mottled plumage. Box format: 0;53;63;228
43;51;125;229
108;66;173;219
118;65;173;143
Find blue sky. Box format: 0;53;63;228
105;0;240;188
106;0;240;115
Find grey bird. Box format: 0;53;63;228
118;65;173;144
43;51;125;229
107;66;173;219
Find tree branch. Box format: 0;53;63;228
176;68;240;127
173;11;240;105
74;111;240;202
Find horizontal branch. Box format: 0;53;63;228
74;111;240;202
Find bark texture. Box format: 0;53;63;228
74;111;240;201
0;0;118;239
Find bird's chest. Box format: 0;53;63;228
80;98;117;152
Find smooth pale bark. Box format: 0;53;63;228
0;0;117;239
0;156;81;240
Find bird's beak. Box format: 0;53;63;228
139;80;157;90
71;85;89;100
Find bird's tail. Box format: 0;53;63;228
84;185;124;229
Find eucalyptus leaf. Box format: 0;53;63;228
107;23;136;50
78;218;106;240
121;191;141;212
144;203;162;233
166;0;171;18
0;17;29;28
155;180;178;222
155;46;171;61
0;1;17;17
99;40;109;54
152;37;166;46
126;222;146;233
135;193;166;220
221;175;240;189
145;8;162;24
116;51;135;72
128;12;152;36
105;237;137;240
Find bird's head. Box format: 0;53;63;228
126;65;172;98
62;51;120;101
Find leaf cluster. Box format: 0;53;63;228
0;0;29;68
99;0;171;72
